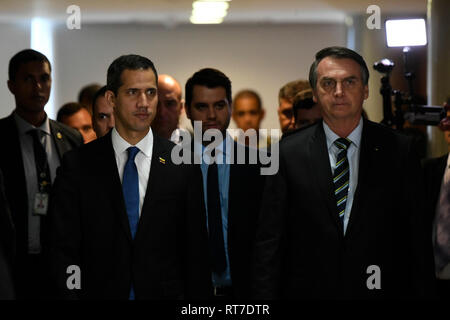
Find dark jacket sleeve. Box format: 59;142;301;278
252;148;287;299
0;169;15;300
183;164;213;299
48;150;82;299
404;139;437;297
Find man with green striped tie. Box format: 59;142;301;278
253;46;435;299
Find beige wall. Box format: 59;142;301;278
12;22;345;131
0;22;31;118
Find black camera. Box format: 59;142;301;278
373;54;445;129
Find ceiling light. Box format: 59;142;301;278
190;0;230;24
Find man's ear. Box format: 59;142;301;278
105;90;116;109
185;104;191;120
312;90;318;103
179;99;185;116
260;108;266;120
7;80;15;95
364;85;369;100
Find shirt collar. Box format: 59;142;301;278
111;127;153;158
14;111;51;136
193;131;233;163
323;117;363;151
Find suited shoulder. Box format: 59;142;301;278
0;114;16;133
278;121;319;150
422;153;448;168
50;119;83;144
363;119;412;143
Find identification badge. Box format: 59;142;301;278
33;192;49;216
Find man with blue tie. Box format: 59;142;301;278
48;55;211;299
253;47;435;299
184;68;266;299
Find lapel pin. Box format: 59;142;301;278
56;132;63;139
374;147;380;151
159;157;166;164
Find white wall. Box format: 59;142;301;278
0;22;346;129
51;22;346;130
0;22;30;118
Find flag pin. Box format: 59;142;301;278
159;157;166;164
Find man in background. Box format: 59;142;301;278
292;88;322;130
78;83;102;115
152;74;187;144
277;79;310;135
91;85;115;138
232;89;268;148
0;49;82;299
57;102;97;143
185;68;266;299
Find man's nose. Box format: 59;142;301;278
108;115;115;129
206;106;216;119
138;92;149;107
334;82;344;97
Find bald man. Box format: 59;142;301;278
152;74;187;144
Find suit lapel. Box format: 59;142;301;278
134;135;166;243
308;124;342;232
49;120;72;160
345;120;381;237
100;132;133;242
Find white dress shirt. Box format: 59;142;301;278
111;127;153;217
14;112;60;254
323;117;363;235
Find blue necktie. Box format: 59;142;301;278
122;146;140;300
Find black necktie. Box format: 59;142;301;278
207;162;227;274
27;129;51;192
333;137;351;230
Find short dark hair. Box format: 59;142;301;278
78;83;102;105
309;46;369;90
292;89;316;124
91;85;108;115
278;80;310;103
233;89;262;111
57;102;84;122
8;49;51;81
185;68;232;109
106;54;158;95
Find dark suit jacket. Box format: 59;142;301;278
48;131;211;299
423;154;448;227
253;119;435;299
0;113;83;298
193;141;266;299
0;168;15;299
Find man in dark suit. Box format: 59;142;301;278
0;168;15;299
183;68;266;299
48;54;210;299
253;46;434;299
0;49;83;299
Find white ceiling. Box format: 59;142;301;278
0;0;427;24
